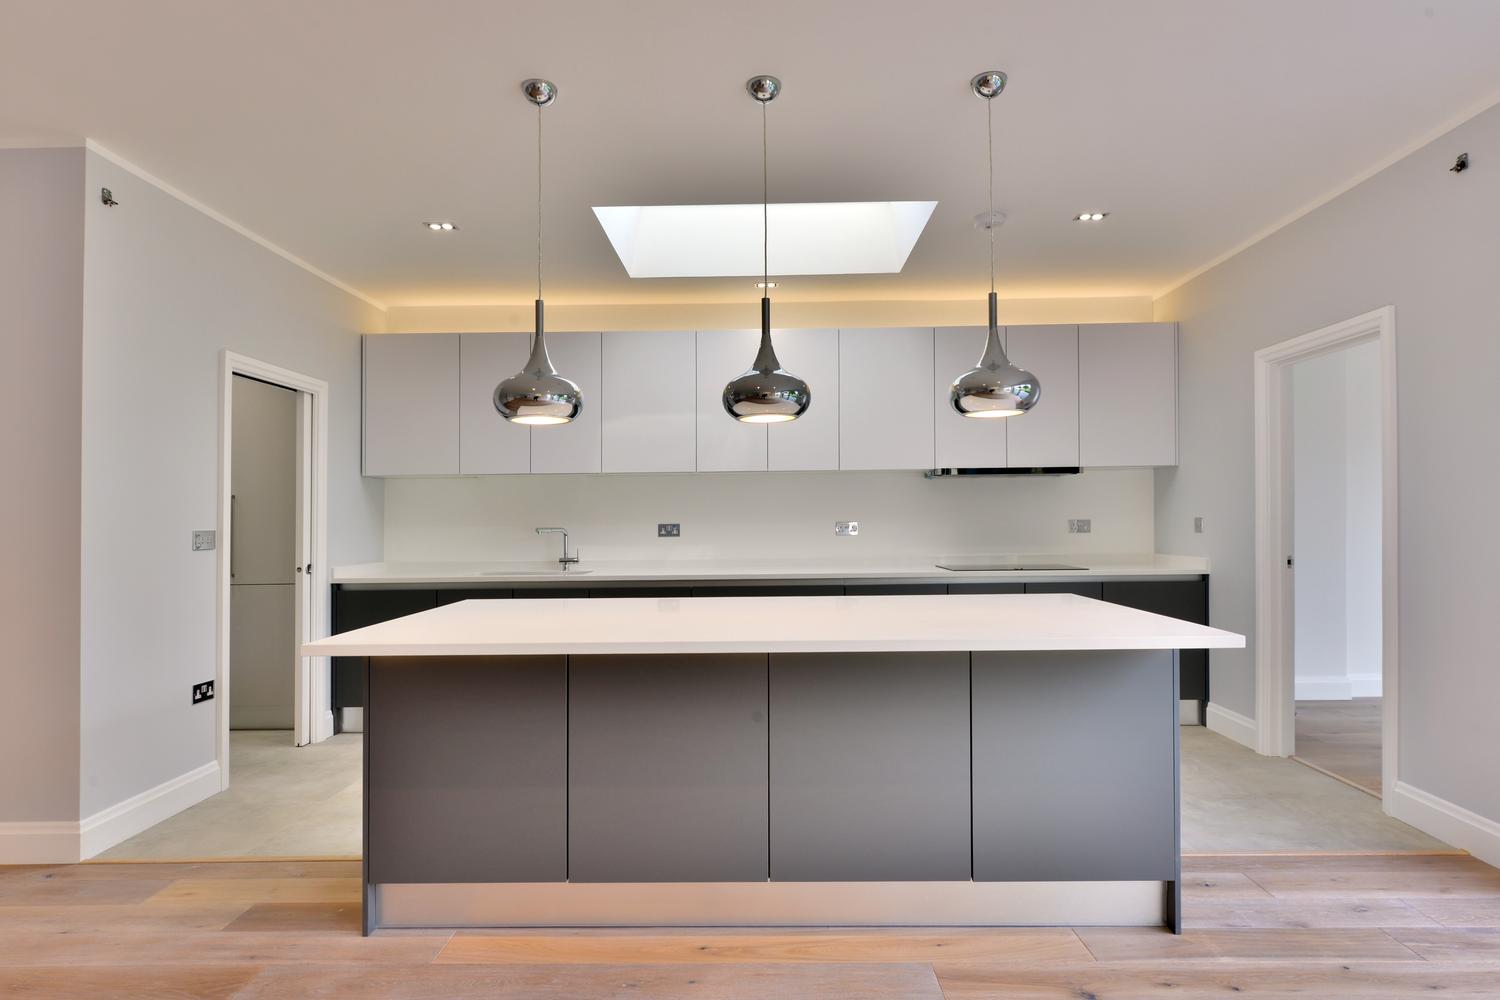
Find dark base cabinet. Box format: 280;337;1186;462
332;588;436;713
366;655;566;884
769;652;971;881
1101;581;1209;703
568;654;769;882
971;650;1178;882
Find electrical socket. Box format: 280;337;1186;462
192;680;214;704
835;521;860;536
657;523;681;538
1194;516;1204;534
192;530;216;551
1068;519;1092;534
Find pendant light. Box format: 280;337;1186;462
722;75;811;424
950;70;1040;419
495;78;583;426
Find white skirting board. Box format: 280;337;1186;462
0;760;220;864
1388;780;1500;870
1205;701;1258;750
377;880;1167;929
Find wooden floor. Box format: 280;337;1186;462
4;853;1500;997
1295;697;1383;796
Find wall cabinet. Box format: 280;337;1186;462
768;328;839;471
1079;323;1177;467
602;330;696;473
362;334;459;476
364;323;1177;475
696;330;767;472
529;332;603;474
838;327;935;471
458;333;530;475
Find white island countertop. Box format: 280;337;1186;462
331;553;1209;586
302;592;1244;658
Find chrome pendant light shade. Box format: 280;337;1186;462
496;78;581;425
723;75;810;423
494;299;582;425
951;69;1040;420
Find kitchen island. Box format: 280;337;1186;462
303;592;1242;935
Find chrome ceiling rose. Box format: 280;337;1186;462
495;301;583;426
724;73;810;423
746;75;781;102
521;78;557;107
970;70;1007;100
497;76;581;425
952;67;1039;420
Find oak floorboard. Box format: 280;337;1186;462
1075;926;1421;962
0;901;251;932
1406;897;1500;927
1182;897;1440;929
0;930;448;967
145;876;362;904
1178;871;1277;900
0;876;174;906
224;901;363;933
0;964;262;1000
1384;926;1500;962
238;961;946;999
436;928;1089;965
934;961;1500;999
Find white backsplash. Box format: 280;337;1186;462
382;468;1155;563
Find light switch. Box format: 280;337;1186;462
192;530;216;551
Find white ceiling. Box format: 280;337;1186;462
3;0;1499;308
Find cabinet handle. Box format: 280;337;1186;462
230;494;237;580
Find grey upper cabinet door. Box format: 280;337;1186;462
362;333;460;476
459;333;531;475
933;326;1007;469
367;655;567;884
696;330;767;472
602;330;697;473
767;328;839;471
529;331;602;474
1005;325;1080;467
569;653;769;882
838;327;936;470
769;652;970;881
1079;322;1178;467
972;649;1177;881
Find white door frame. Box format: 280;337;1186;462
1252;306;1398;799
218;351;333;788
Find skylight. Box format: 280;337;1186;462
592;201;938;279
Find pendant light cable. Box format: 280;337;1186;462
762;98;769;293
987;94;994;296
536;101;543;307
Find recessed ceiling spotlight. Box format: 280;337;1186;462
425;221;458;231
756;281;779;289
1074;212;1108;222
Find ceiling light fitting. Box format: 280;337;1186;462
949;70;1040;421
1074;212;1108;222
755;281;779;288
425;221;457;231
493;78;583;426
722;75;811;425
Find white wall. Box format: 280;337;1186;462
384;468;1155;563
1292;342;1381;700
78;149;384;822
0;148;84;832
1155;101;1500;843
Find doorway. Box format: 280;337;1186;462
1252;307;1398;802
1287;340;1383;796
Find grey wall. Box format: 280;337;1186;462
1155;102;1500;823
0;148;84;824
79;149;384;817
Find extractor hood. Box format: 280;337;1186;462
924;467;1080;478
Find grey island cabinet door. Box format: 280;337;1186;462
972;650;1177;882
366;655;567;884
568;654;769;882
769;652;970;881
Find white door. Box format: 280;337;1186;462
602;330;697;473
839;327;935;470
768;328;839;471
696;330;768;472
1006;324;1080;467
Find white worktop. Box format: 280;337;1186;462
331;553;1208;586
301;592;1243;657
